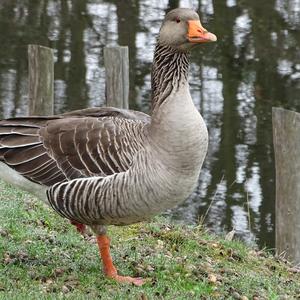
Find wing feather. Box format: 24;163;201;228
0;107;150;187
0;135;41;148
4;144;45;165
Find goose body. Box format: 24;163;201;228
47;79;208;226
0;8;216;285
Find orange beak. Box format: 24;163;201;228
187;20;217;43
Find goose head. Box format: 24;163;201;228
158;8;217;51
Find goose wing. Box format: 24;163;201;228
0;107;150;186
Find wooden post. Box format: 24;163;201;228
273;107;300;264
28;45;54;115
104;46;129;109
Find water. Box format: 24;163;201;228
1;0;300;248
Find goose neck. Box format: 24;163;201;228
151;44;189;114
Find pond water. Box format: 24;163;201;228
0;0;300;248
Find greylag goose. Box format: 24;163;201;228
0;8;216;285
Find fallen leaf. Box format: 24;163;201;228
62;285;70;293
146;265;155;272
140;293;148;300
208;274;217;284
45;279;53;285
53;268;65;277
0;228;9;237
288;267;300;273
232;291;241;299
211;243;219;248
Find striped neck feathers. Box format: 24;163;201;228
151;44;189;114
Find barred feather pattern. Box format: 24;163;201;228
46;150;162;225
151;44;188;113
46;143;202;226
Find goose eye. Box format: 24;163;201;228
175;17;180;23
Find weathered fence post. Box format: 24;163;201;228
104;46;129;109
28;45;54;115
273;107;300;264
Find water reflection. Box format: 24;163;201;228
0;0;300;248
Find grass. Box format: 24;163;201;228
0;180;299;299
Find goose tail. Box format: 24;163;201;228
0;161;47;201
0;119;54;202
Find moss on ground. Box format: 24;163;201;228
0;180;299;299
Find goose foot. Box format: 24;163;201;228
96;234;145;286
108;274;144;286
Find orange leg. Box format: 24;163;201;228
70;220;86;235
96;235;144;286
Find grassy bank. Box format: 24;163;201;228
0;180;299;299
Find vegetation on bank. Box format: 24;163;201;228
0;180;299;299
